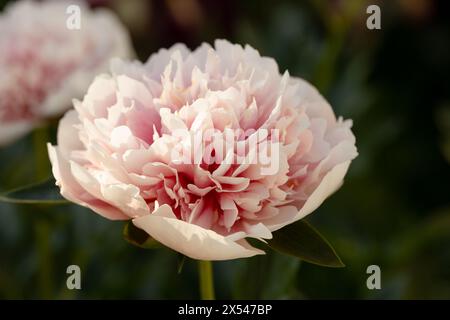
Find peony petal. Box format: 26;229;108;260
101;183;149;218
133;204;265;260
296;160;351;220
57;110;82;157
47;144;128;220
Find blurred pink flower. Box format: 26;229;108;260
0;0;133;145
48;40;357;260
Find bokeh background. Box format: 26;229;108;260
1;0;449;299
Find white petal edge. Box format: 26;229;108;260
132;204;265;261
267;160;351;232
296;160;351;219
47;143;129;220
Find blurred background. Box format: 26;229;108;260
0;0;449;299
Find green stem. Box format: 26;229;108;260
198;260;215;300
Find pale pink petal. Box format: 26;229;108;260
133;205;264;260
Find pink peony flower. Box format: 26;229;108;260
0;0;133;145
48;40;358;260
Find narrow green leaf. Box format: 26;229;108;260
0;178;68;205
267;219;344;268
123;221;161;249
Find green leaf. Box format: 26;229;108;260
123;221;161;249
0;178;68;205
267;219;344;268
